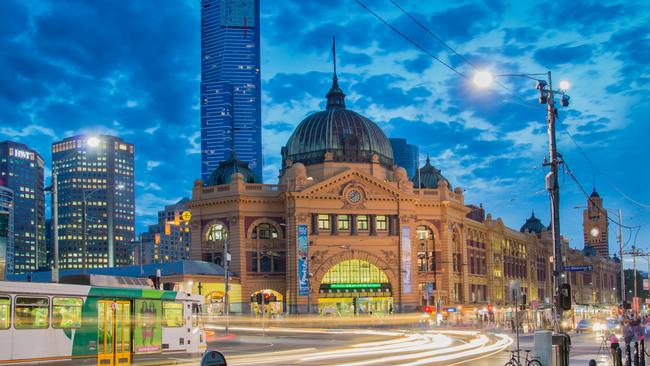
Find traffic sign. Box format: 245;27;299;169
563;265;592;272
201;350;227;366
181;211;192;221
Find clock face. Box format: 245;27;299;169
347;189;362;204
590;227;600;238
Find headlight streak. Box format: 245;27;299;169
299;334;451;362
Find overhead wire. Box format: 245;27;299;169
387;0;540;110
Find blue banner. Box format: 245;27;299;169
564;265;592;272
297;224;309;296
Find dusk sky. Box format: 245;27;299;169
1;0;648;264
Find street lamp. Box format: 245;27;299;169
474;70;572;332
82;183;125;273
46;135;102;282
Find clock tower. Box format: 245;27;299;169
582;188;609;256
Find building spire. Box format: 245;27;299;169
326;36;346;110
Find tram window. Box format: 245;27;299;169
14;297;49;329
163;301;183;327
0;296;10;329
52;297;83;329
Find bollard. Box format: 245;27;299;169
589;359;597;366
635;341;640;366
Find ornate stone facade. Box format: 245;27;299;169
188;65;619;315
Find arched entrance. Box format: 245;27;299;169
318;259;393;316
250;289;284;316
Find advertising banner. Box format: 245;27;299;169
401;226;412;293
297;224;309;296
134;299;162;353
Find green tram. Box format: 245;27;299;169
0;280;206;365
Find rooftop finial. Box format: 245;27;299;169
326;36;346;109
425;153;431;166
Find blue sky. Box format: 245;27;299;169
1;0;649;264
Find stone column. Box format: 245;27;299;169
369;215;377;236
350;215;358;235
331;214;338;235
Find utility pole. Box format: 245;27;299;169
51;171;59;283
542;71;564;332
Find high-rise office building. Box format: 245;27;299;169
200;0;263;181
0;186;14;279
52;135;135;268
0;141;45;274
139;198;191;265
389;138;419;178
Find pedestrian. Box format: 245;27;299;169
511;318;516;333
610;332;620;362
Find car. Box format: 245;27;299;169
606;318;621;331
576;319;594;333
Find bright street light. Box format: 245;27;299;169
87;136;100;148
559;80;571;91
473;71;493;88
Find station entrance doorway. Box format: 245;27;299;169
317;259;393;316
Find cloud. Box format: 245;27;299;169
533;43;596;68
402;55;432;73
0;124;57;138
146;160;162;170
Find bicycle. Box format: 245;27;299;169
504;349;542;366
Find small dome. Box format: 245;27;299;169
206;152;260;186
583;245;597;257
411;155;452;190
590;188;600;198
520;211;545;234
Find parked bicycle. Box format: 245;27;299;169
504;349;542;366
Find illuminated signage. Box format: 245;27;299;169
329;283;382;289
181;211;191;221
10;148;34;161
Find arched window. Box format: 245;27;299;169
248;222;285;273
203;222;228;265
416;225;435;272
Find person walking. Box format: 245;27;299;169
611;332;620;363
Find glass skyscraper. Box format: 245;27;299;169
0;186;14;279
0;141;45;274
389;138;419;178
200;0;263;181
52;135;135;268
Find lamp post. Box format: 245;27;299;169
82;183;124;273
475;70;572;331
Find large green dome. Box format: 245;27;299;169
281;73;394;168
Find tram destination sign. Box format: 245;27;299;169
563;265;593;272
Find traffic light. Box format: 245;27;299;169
263;293;270;304
255;293;263;304
423;306;432;314
487;304;493;313
559;283;572;311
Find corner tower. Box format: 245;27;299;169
582;188;609;256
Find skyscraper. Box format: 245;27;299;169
52;135;135;269
0;141;45;274
0;186;14;279
139;198;191;265
389;138;419;178
200;0;263;181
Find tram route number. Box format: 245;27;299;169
201;350;227;366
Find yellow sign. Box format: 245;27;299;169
181;211;192;221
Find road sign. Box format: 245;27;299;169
201;350;227;366
563;265;592;272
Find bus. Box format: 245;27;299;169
0;280;206;365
